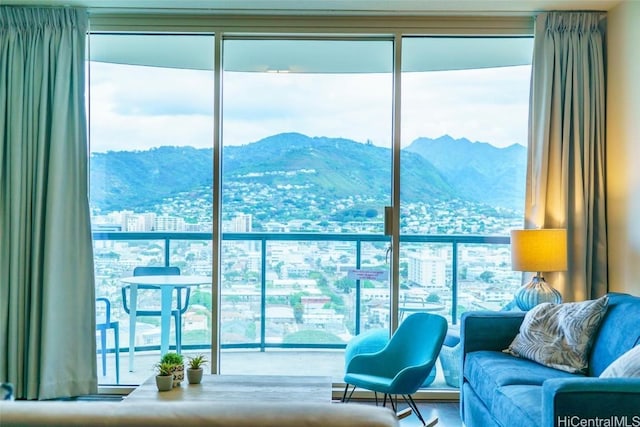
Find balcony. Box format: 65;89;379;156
93;231;515;388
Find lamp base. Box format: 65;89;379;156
515;275;562;311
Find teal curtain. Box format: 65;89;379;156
0;7;97;399
525;12;608;301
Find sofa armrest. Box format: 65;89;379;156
542;377;640;427
460;311;526;357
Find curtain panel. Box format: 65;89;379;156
0;7;96;399
526;11;607;302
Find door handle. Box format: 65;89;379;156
384;206;393;236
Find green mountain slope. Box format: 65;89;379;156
90;133;524;216
90;146;213;213
224;133;453;201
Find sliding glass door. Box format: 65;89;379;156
219;38;393;378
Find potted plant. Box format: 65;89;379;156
160;352;184;386
186;354;208;384
155;362;174;391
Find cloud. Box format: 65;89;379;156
222;72;393;146
89;61;531;152
91;62;214;116
401;65;531;147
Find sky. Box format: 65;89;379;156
89;61;532;153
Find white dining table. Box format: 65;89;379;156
120;275;211;371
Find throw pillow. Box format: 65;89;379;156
600;345;640;378
504;295;609;373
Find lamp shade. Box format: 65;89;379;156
510;229;567;272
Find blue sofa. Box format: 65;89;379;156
460;293;640;427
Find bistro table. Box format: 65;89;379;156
120;274;211;371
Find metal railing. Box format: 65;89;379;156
92;231;511;353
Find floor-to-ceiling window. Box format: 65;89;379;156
86;20;533;391
399;37;533;327
89;34;215;385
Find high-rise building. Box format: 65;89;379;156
232;213;252;232
407;250;447;288
155;215;186;231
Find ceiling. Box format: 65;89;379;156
2;0;626;16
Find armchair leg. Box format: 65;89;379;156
403;394;428;426
388;394;397;412
342;384;356;402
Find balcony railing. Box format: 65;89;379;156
93;231;513;356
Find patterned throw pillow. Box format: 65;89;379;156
504;296;609;373
600;345;640;378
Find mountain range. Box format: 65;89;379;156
89;133;526;215
405;135;527;211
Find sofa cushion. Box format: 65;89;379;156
462;383;502;427
492;385;542;427
505;296;608;373
600;345;640;378
589;293;640;376
464;351;579;409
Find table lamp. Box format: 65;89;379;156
510;228;567;311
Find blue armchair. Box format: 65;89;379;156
342;313;448;426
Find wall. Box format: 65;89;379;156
606;0;640;295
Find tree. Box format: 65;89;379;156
274;261;284;274
426;293;441;303
400;261;408;278
245;322;256;340
479;271;495;283
334;277;353;293
293;303;304;324
289;292;309;324
309;271;327;288
365;208;378;218
190;290;212;311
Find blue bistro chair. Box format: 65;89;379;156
342;312;448;426
96;297;120;384
121;266;190;353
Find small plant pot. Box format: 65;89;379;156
187;368;204;384
155;375;173;392
170;364;184;387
